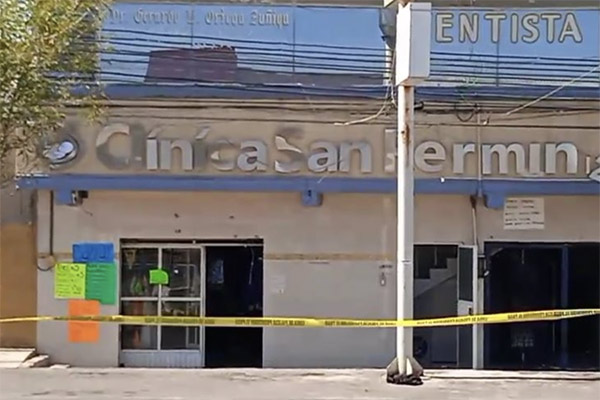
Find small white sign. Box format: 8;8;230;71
503;197;545;230
269;274;286;295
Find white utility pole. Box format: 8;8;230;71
395;81;415;378
387;0;431;383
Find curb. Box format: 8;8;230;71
423;371;600;381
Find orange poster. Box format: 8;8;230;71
68;299;100;343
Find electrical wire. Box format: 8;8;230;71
100;29;600;64
94;35;390;61
88;37;599;82
96;51;599;80
70;32;600;83
504;64;600;115
94;71;389;93
43;24;600;108
77;108;600;130
91;35;598;70
431;51;599;62
99;112;396;125
415;122;600;130
102;28;389;53
92;48;599;82
334;48;395;126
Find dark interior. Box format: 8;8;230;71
204;245;263;368
567;244;600;370
485;243;600;371
486;246;562;370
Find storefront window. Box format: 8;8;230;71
161;249;202;298
120;301;158;350
121;248;159;298
161;301;201;350
120;245;203;352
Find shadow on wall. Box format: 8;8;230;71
0;184;37;347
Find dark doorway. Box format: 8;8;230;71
485;245;562;369
413;245;460;368
567;244;600;370
204;245;263;368
485;243;600;371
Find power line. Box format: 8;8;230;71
100;53;388;74
100;29;600;64
87;39;599;79
102;28;388;53
94;35;390;61
415;122;600;130
98;113;395;125
504;64;600;115
92;72;597;99
96;70;389;92
97;96;600;111
428;72;599;84
97;49;598;79
431;51;599;63
71;77;390;99
94;34;599;67
74;109;599;130
94;49;598;82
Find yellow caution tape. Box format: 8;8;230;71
0;308;599;328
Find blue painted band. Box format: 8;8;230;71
17;174;600;197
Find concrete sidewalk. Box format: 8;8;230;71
0;368;598;400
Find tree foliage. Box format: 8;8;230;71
0;0;110;183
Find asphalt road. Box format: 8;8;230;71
0;369;599;400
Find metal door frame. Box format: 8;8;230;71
457;245;478;369
413;243;481;368
119;243;206;368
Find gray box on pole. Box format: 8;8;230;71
396;3;432;85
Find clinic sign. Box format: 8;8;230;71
47;124;598;182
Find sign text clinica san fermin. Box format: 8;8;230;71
94;124;600;180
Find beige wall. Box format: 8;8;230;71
37;190;398;367
0;186;37;347
36;189;599;367
415;194;600;246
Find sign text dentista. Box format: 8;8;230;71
434;11;584;44
93;124;600;180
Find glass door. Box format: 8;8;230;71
160;248;203;352
120;245;204;368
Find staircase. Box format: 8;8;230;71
415;258;458;299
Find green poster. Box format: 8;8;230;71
149;269;169;285
85;263;117;305
55;263;86;299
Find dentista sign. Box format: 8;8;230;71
91;124;600;180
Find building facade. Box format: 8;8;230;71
17;101;600;369
4;1;599;369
